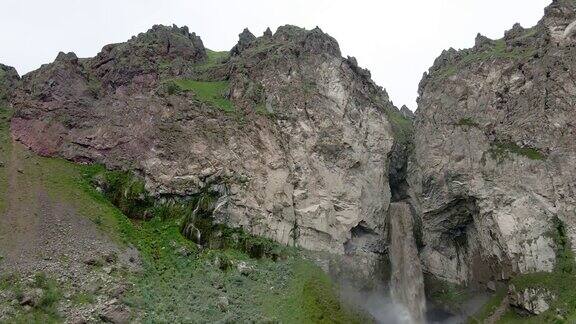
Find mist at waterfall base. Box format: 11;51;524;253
337;201;491;324
339;281;492;324
339;282;413;324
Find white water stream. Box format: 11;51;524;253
389;202;427;324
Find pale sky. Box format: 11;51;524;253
0;0;551;110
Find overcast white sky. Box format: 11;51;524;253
0;0;551;109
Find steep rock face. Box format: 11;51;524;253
10;24;401;267
222;26;396;257
410;0;576;285
0;64;20;101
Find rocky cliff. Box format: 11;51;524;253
7;24;407;277
410;0;576;290
3;1;576;322
0;64;19;101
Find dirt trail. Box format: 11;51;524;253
0;140;122;278
0;139;37;267
0;139;141;322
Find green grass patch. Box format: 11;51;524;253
6;273;62;324
488;140;546;162
71;291;95;305
267;260;366;324
172;79;235;113
467;288;506;323
191;49;230;77
436;39;536;79
205;49;229;66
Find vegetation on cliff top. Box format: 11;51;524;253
435;38;537;79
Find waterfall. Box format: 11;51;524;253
389;202;427;324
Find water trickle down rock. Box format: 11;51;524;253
389;202;426;324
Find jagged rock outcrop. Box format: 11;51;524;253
409;0;576;285
9;24;406;273
0;64;20;101
400;105;414;120
93;24;206;89
508;285;554;315
230;28;256;56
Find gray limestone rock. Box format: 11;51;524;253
409;0;576;286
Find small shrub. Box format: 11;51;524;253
488;140;545;162
455;117;480;128
195;49;229;70
92;170;153;219
164;80;181;95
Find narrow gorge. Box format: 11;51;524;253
1;0;576;323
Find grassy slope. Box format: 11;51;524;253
203;49;229;68
173;79;235;113
0;107;363;323
0;107;10;214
